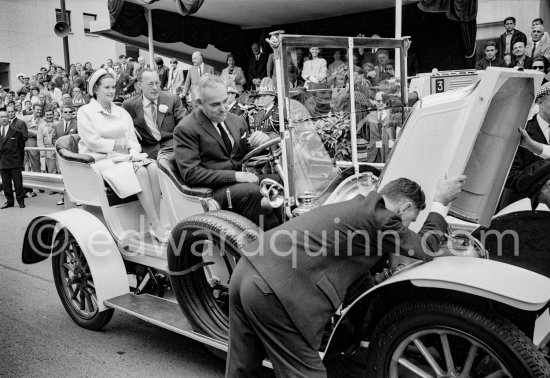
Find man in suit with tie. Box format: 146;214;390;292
165;58;185;95
113;62;133;97
119;54;134;77
501;82;550;208
181;51;214;104
122;68;187;160
174;74;276;228
0;110;28;208
52;104;77;146
226;174;466;377
526;25;550;61
248;43;268;90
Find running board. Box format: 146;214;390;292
104;293;273;369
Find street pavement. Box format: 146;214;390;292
0;192;228;377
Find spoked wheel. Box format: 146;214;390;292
52;231;113;330
168;211;257;343
365;300;550;377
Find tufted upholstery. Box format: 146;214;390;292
55;134;95;164
157;147;213;198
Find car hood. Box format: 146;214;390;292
378;67;545;230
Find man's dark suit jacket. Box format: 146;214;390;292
52;118;78;146
173;109;249;188
122;92;186;157
506;116;549;190
511;55;533;69
248;53;269;85
9;118;28;141
0;124;27;169
243;191;447;350
114;73;132;97
498;29;527;58
157;65;169;89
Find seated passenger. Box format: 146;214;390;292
122;68;186;160
78;69;170;242
173;74;279;229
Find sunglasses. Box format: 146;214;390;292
533;65;545;70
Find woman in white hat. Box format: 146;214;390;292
77;68;170;242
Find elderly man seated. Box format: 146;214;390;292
173;74;279;229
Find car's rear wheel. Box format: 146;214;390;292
168;211;258;344
365;300;550;377
52;231;113;330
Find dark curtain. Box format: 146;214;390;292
417;0;477;68
110;1;244;54
173;0;205;16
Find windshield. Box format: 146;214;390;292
277;36;408;199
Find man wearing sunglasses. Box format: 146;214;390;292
52;104;78;146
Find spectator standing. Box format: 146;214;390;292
52;104;78;147
221;54;246;94
181;51;214;103
0;110;27;208
155;57;169;90
529;18;550;46
24;104;45;173
165;58;185;95
302;47;327;89
475;41;506;70
119;55;133;77
71;87;86;109
6;105;28;141
526;25;550;61
498;17;527;58
113;62;132;97
248;43;268;90
37;108;58;174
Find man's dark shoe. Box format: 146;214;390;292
1;203;14;209
19;203;26;208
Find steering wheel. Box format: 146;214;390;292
242;137;281;170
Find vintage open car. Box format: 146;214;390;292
21;34;550;376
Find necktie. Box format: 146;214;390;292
198;66;202;77
378;111;382;122
2;126;6;138
217;123;232;153
532;42;537;57
65;121;70;134
150;102;157;124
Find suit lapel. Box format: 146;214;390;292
2;126;14;145
226;117;242;155
134;96;145;125
528;118;548;144
199;111;229;155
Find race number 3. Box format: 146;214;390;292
435;79;444;93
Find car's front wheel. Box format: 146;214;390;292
52;231;113;330
365;299;550;377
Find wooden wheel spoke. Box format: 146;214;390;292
71;285;81;300
79;290;86;311
440;333;456;375
459;344;478;378
397;356;436;378
83;290;95;313
413;338;445;376
62;262;74;272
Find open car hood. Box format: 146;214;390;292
378;68;544;230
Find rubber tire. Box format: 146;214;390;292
168;211;258;343
52;232;114;330
365;299;550;377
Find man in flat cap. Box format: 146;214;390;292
502;82;550;207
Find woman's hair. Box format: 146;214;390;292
226;53;237;65
92;73;115;100
533;56;550;73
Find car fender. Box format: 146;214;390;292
22;209;129;312
323;256;550;360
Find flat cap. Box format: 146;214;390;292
536;82;550;101
515;159;550;209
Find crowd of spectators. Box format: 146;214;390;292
476;17;550;78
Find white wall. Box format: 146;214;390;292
477;0;543;40
0;0;124;90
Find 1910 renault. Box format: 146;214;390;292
21;34;550;376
